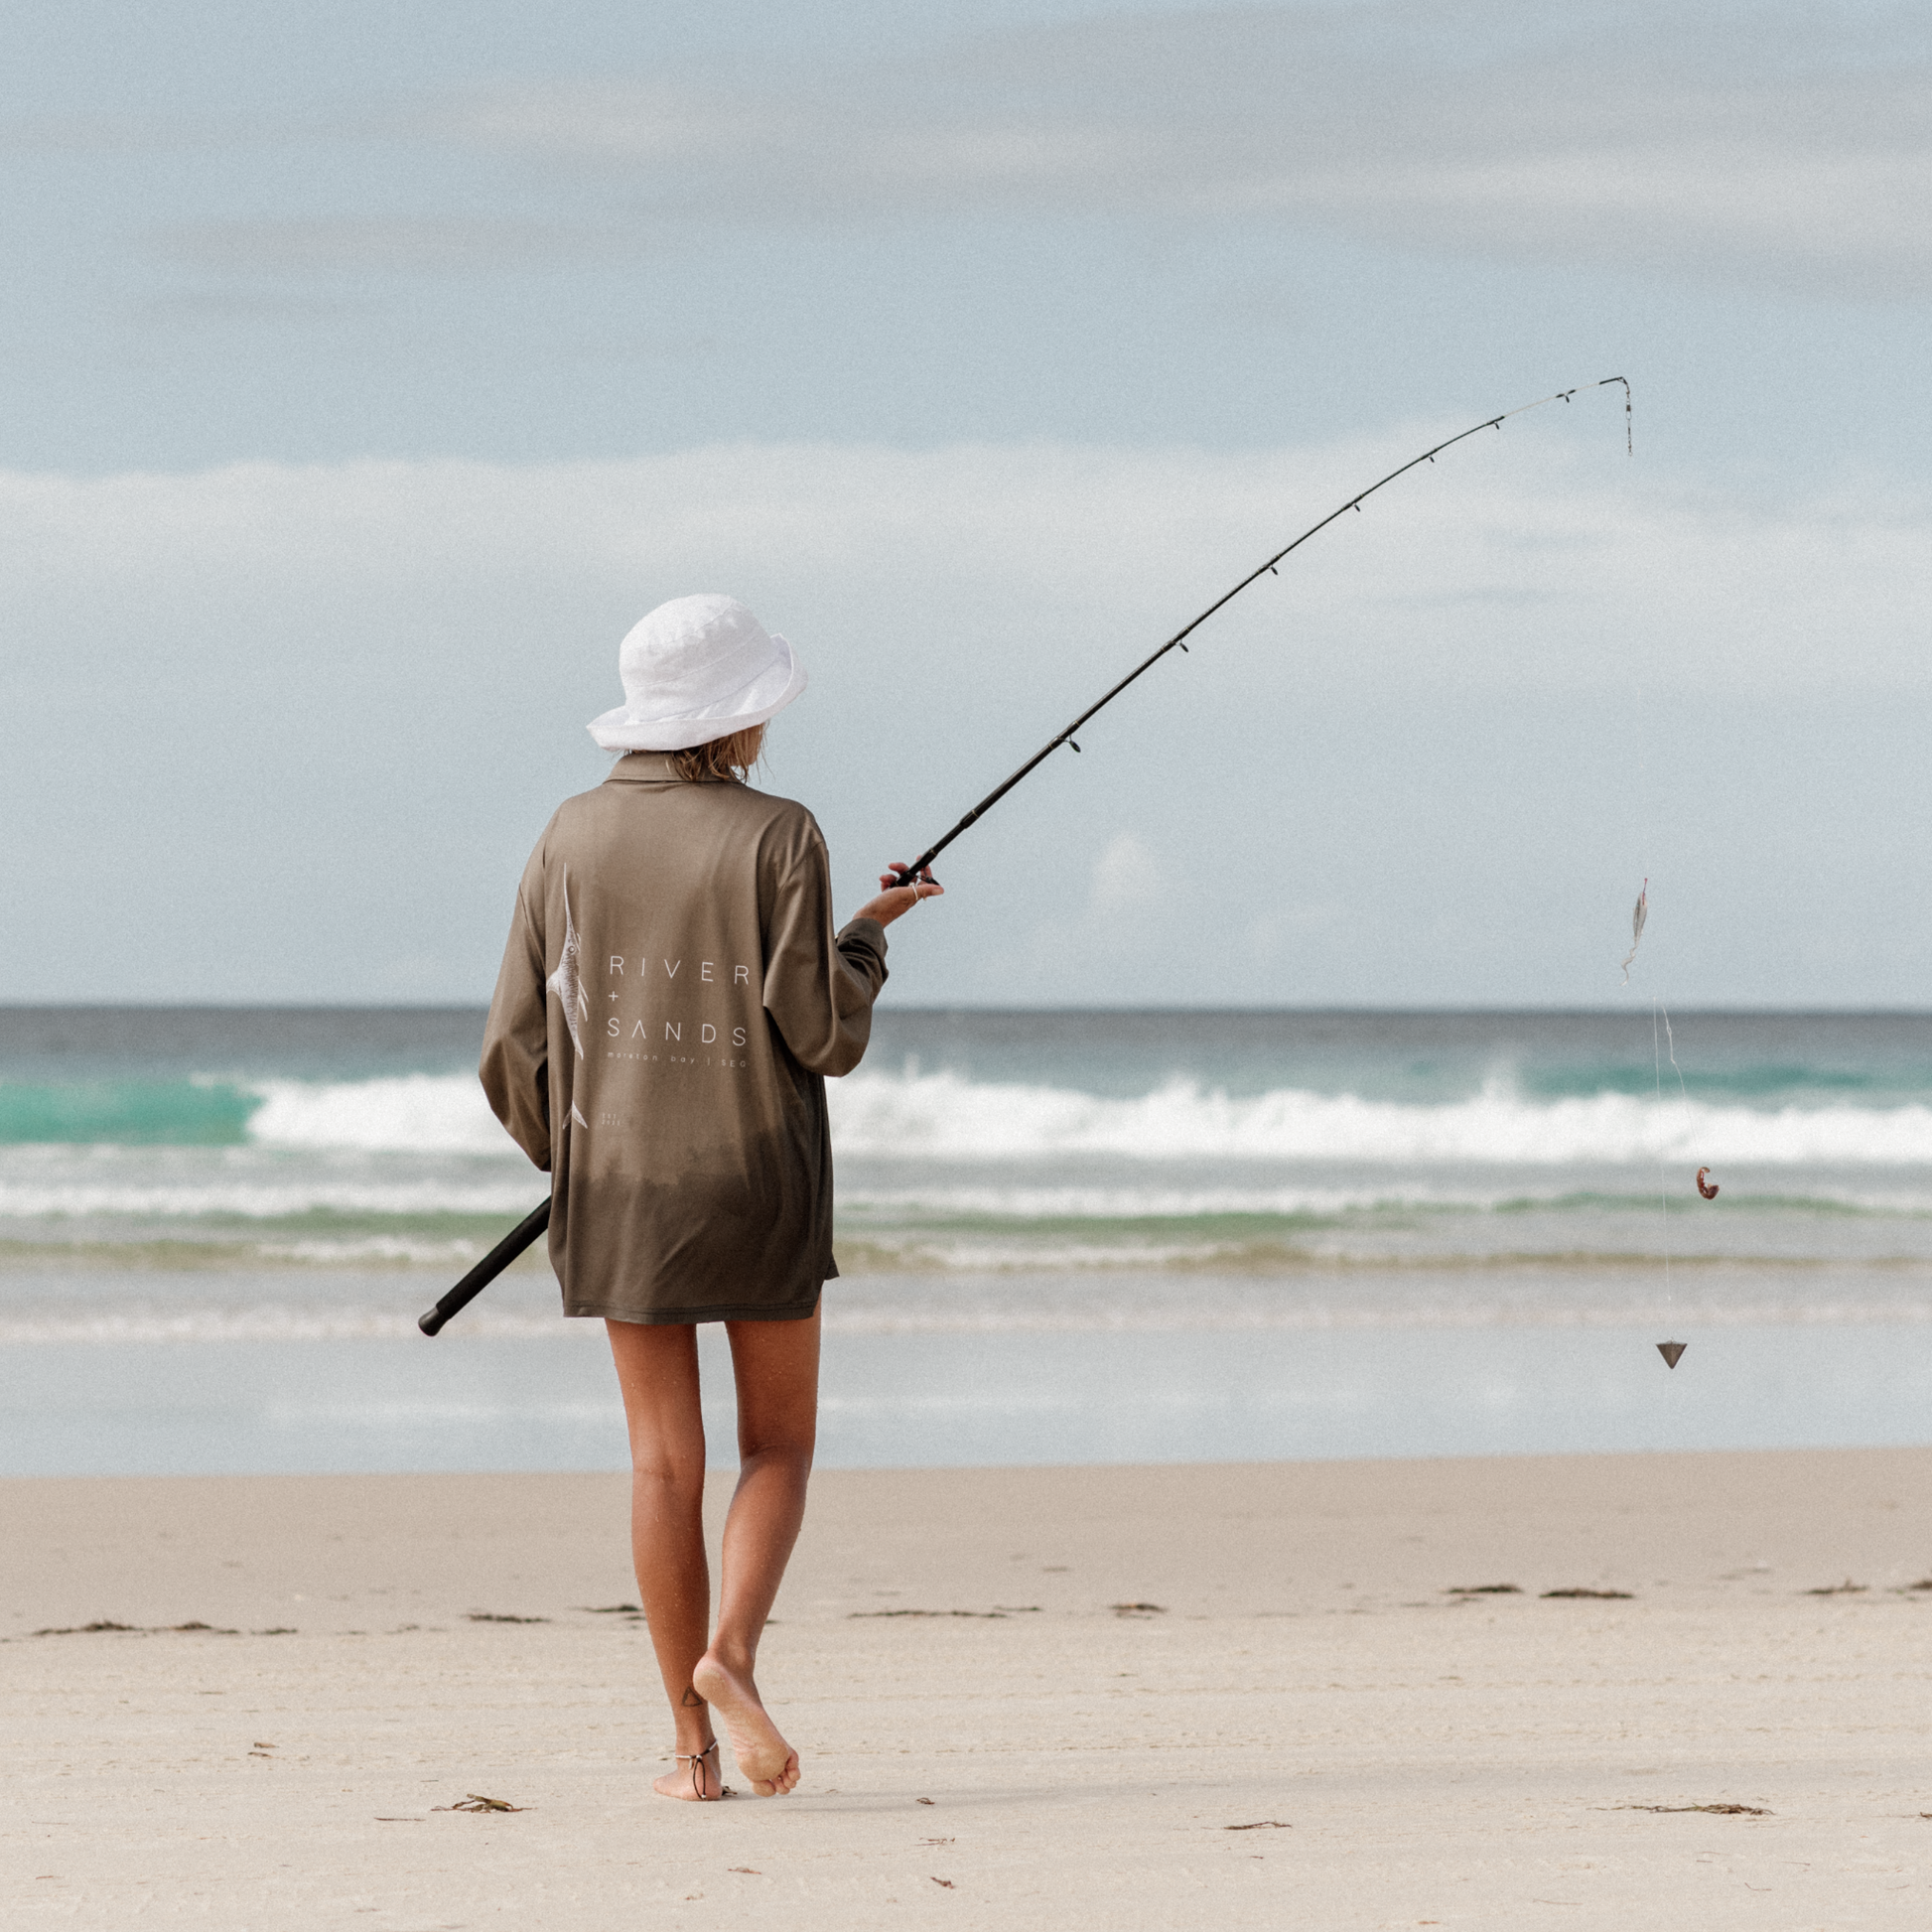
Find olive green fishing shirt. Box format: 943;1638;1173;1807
480;753;889;1323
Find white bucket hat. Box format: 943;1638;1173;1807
587;594;808;753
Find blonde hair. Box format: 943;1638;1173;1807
666;724;765;784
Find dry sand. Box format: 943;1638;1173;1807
5;1449;1931;1928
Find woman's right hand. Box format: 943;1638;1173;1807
853;862;943;928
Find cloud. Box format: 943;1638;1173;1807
0;110;243;154
2;423;1925;698
430;3;1932;292
151;215;608;276
143;289;385;324
2;427;1929;1002
1090;833;1166;915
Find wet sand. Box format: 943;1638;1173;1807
6;1450;1931;1927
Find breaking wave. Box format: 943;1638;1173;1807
831;1070;1932;1168
244;1076;511;1153
10;1066;1932;1167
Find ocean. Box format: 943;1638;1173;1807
5;1006;1931;1475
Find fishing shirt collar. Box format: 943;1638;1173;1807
605;753;686;784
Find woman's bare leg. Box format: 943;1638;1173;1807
691;1309;820;1796
605;1319;722;1800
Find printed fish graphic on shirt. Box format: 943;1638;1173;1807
545;869;589;1060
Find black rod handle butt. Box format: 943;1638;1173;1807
419;1197;552;1336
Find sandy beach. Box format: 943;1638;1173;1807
5;1449;1930;1928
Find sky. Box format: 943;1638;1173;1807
3;0;1929;1007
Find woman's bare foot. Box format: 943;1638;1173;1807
691;1651;799;1795
653;1735;726;1802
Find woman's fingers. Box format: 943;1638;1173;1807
852;868;945;928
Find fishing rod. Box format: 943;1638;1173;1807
890;374;1630;889
419;1198;550;1334
421;375;1630;1334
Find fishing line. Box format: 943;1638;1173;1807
1633;913;1700;1371
1614;568;1694;1371
890;375;1633;889
1652;1002;1674;1321
1660;1001;1691;1106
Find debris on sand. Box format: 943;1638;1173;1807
1541;1588;1634;1599
435;1794;527;1813
1616;1803;1770;1816
1111;1601;1168;1616
850;1607;1011;1619
1224;1821;1292;1832
29;1619;244;1637
1446;1585;1521;1596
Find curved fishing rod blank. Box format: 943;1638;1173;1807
892;375;1631;889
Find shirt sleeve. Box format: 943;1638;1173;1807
760;823;889;1077
480;836;553;1172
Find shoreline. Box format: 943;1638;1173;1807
7;1301;1932;1479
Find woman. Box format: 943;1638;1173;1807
480;594;938;1802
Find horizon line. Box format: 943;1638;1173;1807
5;1002;1932;1021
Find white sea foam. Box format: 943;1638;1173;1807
200;1067;1932;1168
0;1175;540;1219
0;1306;583;1343
258;1237;487;1265
831;1070;1932;1168
6;1284;1931;1345
840;1184;1563;1219
244;1075;513;1154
